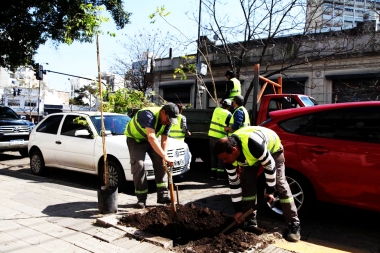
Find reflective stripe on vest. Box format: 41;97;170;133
232;126;281;167
168;114;185;141
124;107;166;142
228;77;241;99
229;106;250;130
208;107;230;138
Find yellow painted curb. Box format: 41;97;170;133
274;238;370;253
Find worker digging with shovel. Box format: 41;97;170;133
215;126;301;242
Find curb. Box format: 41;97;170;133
96;214;173;249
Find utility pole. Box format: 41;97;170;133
193;0;202;109
37;80;41;122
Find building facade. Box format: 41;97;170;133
152;26;380;110
306;0;380;32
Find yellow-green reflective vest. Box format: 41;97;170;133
229;106;250;131
232;126;281;167
208;107;230;138
228;77;241;99
168;114;185;141
124;107;166;142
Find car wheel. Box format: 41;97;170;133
100;160;126;192
19;149;28;157
30;150;47;175
261;172;313;216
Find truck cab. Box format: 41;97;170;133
256;94;317;125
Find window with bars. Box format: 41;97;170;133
24;101;37;107
8;100;20;106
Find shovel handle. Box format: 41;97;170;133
220;207;254;235
164;163;177;216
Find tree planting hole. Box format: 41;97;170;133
118;204;277;252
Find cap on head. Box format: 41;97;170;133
222;99;232;106
162;103;179;124
225;70;235;77
233;95;244;106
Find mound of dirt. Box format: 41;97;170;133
118;204;280;253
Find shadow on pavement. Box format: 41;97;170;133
0;153;24;161
41;201;99;219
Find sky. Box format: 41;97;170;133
34;0;200;92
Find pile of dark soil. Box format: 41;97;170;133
118;204;280;253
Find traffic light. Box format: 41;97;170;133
34;64;43;80
17;89;21;96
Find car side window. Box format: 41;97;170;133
61;115;92;138
298;107;380;143
279;114;316;134
327;107;380;143
36;115;63;134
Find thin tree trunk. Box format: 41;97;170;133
97;32;108;189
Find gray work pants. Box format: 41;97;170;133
209;137;225;172
240;146;300;224
126;137;168;201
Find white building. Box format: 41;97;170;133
101;72;124;92
1;67;121;115
0;67;69;119
306;0;380;32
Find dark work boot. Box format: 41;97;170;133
210;170;217;179
157;188;171;204
134;199;146;209
217;171;226;181
134;194;146;209
243;214;258;231
286;222;301;242
157;196;171;204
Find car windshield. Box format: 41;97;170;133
0;107;20;119
300;96;317;107
90;115;131;135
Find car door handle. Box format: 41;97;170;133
307;146;328;154
55;141;61;144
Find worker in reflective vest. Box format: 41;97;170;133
220;70;241;105
124;103;178;209
215;126;301;242
224;95;250;135
168;104;191;142
208;99;232;180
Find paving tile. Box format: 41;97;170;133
94;227;126;243
9;245;51;253
111;236;141;249
16;218;91;243
37;237;73;252
74;237;127;253
0;220;24;233
0;232;32;253
53;244;91;253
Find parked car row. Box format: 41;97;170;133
28;112;191;191
0;106;35;157
19;100;380;215
260;101;380;214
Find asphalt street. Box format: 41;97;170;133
0;151;379;253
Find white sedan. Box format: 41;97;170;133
28;112;191;191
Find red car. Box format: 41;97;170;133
260;101;380;214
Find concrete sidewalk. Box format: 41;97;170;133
0;159;360;253
0;160;298;253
